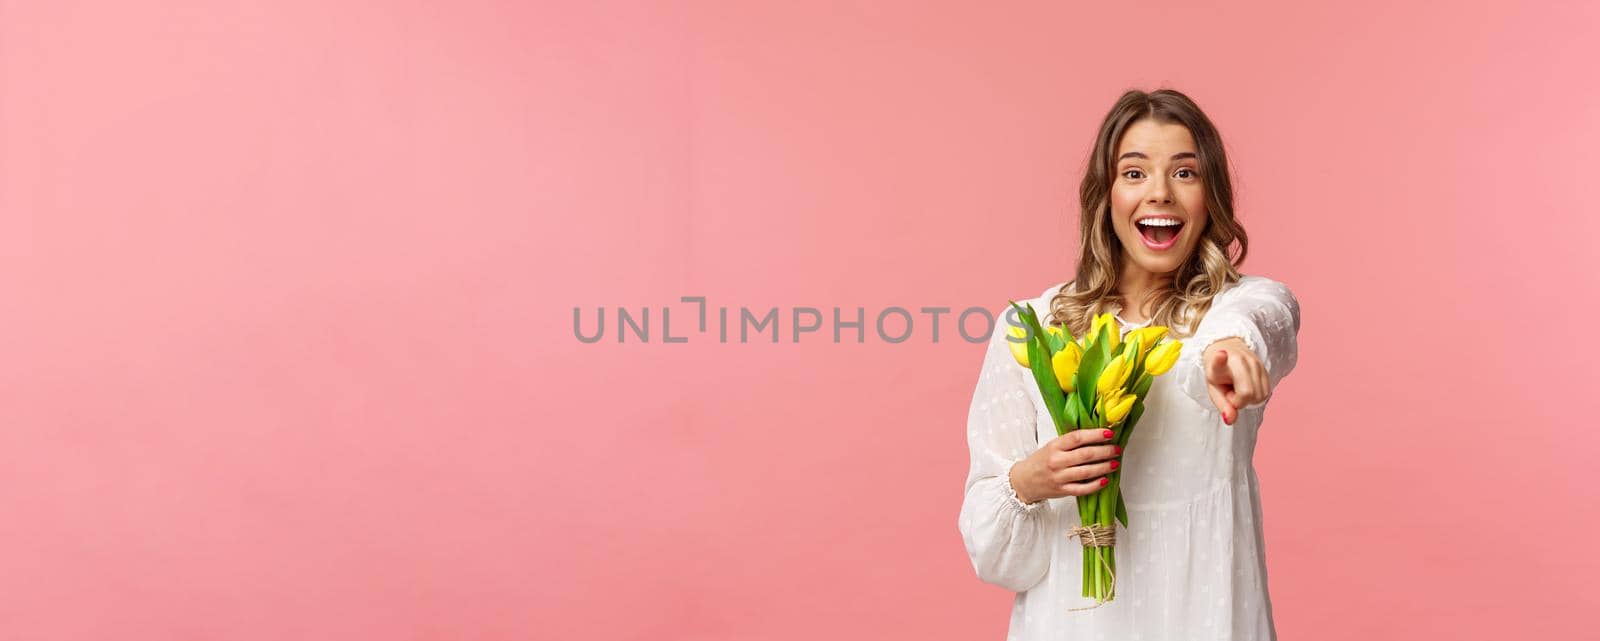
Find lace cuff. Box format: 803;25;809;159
1199;330;1260;360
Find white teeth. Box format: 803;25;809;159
1138;219;1183;227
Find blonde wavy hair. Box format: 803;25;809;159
1047;88;1249;340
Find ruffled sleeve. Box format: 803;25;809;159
1175;275;1302;411
956;303;1056;592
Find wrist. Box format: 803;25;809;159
1008;462;1040;505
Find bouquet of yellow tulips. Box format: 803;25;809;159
1004;301;1184;607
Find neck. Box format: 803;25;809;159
1116;265;1175;317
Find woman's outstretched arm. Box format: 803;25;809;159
1175;276;1302;417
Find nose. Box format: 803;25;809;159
1147;178;1173;205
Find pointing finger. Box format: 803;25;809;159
1228;355;1252;407
1207;379;1235;425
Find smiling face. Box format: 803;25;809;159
1109;119;1210;285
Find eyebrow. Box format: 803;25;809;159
1118;151;1197;162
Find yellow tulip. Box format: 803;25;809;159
1105;389;1137;424
1096;353;1132;398
1088;313;1115;349
1095;387;1116;415
1006;324;1031;368
1143;340;1183;376
1051;346;1080;393
1094;312;1122;351
1096;387;1125;416
1125;326;1170;359
1062;340;1082;361
1123;336;1142;372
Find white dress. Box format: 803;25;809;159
958;275;1302;641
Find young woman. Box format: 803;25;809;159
958;88;1302;640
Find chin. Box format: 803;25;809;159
1129;249;1189;274
1138;260;1183;274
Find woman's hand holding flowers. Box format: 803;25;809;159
1009;429;1124;504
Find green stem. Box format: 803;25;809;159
1092;546;1102;599
1109;546;1118;599
1079;468;1119;602
1082;547;1090;596
1077;477;1094;598
1085;491;1097;597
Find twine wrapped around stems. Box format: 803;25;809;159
1066;524;1116;612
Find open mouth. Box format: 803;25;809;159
1136;218;1183;249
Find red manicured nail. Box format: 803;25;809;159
1113;445;1122;455
1100;478;1109;486
1109;460;1120;470
1103;429;1114;438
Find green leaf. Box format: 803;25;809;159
1119;402;1145;449
1058;322;1077;348
1075;333;1110;423
1046;329;1067;354
1116;498;1129;527
1135;372;1154;397
1125;336;1145;380
1009;302;1069;436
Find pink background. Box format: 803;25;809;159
3;1;1597;639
